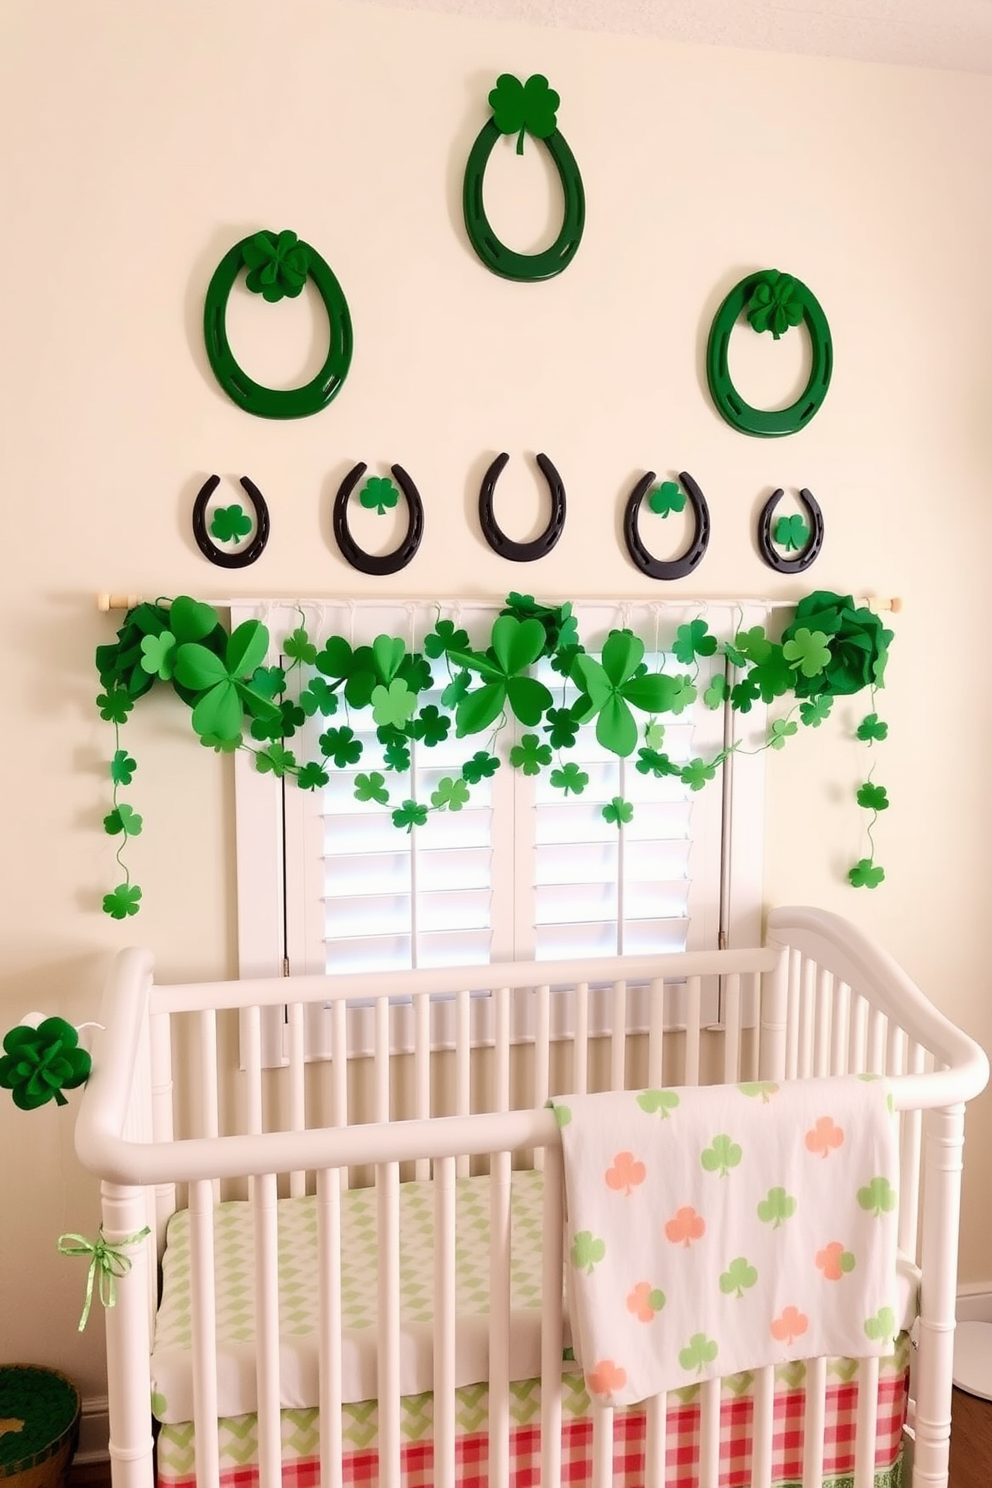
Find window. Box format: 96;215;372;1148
232;599;768;1064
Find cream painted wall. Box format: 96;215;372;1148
1;0;991;1402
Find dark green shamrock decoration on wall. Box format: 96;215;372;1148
0;1017;92;1110
242;230;311;302
746;270;805;339
488;73;560;154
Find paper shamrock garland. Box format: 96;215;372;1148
95;590;893;917
0;1017;91;1110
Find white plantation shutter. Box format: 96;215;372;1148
232;599;765;1064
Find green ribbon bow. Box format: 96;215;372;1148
57;1227;151;1331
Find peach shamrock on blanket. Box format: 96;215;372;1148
605;1151;646;1195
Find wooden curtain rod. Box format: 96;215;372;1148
95;592;903;614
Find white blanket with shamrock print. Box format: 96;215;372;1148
549;1075;899;1408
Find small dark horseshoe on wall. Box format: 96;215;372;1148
623;470;711;580
479;452;566;562
757;487;825;574
192;474;271;568
332;462;425;576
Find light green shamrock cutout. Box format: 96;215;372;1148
783;628;832;679
636;1089;680;1119
719;1258;758;1298
571;1231;606;1274
768;718;799;751
701;1134;742;1177
773;513;810;552
864;1306;897;1343
431;777;470;812
758;1187;797;1227
353;772;390;806
679;1333;719;1374
857;1177;897;1217
371;678;417;729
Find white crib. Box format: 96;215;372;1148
74;906;989;1488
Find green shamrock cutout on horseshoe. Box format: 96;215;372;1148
242;230;311;303
746;271;805;339
489;73;560;154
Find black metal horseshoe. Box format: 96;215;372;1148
479;452;566;562
757;487;825;574
332;462;424;576
623;470;711;580
192;474;271;568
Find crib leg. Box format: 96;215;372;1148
101;1182;156;1488
912;1105;966;1488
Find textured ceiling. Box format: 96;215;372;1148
359;0;992;75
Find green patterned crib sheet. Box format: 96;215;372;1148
152;1171;557;1423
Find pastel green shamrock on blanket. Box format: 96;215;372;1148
571;1231;606;1274
700;1135;742;1177
758;1187;797;1227
636;1089;680;1118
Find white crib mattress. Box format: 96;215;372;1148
150;1170;920;1424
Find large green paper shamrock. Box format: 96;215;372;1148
572;630;683;757
209;504;253;545
242;229;310;302
0;1018;92;1110
173;619;278;743
746;271;804;339
448;615;554;736
359;477;400;515
488;73;560;154
781;592;892;699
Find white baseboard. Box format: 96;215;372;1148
74;1395;109;1465
956;1285;992;1324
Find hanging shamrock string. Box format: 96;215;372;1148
94;589;894;916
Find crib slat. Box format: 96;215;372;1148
610;979;626;1090
785;948;802;1079
150;1010;177;1248
684;974;701;1084
801;1355;827;1488
751;1364;774;1488
644;1392;666;1487
434;1155;457;1488
456;988;471;1178
591;1398;614;1488
243;1004;263;1138
331;998;349;1190
798;957;815;1077
573;981;589;1094
722;972;741;1083
377;1161;401;1488
533;985;550;1170
540;1142;564;1487
814;968;832;1077
698;1376;720;1488
899;1041;926;1258
188;1179;220;1488
288;1000;306;1197
254;1171;281;1488
488;1149;512;1488
867;1006;887;1074
830;981;851;1076
853;1354;880;1488
414;992;431;1181
494;987;510;1113
317;1166;344;1488
375;995;390;1123
646;977;664;1089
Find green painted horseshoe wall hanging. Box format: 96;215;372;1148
203;229;353;419
706;269;832;437
463;74;585;282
